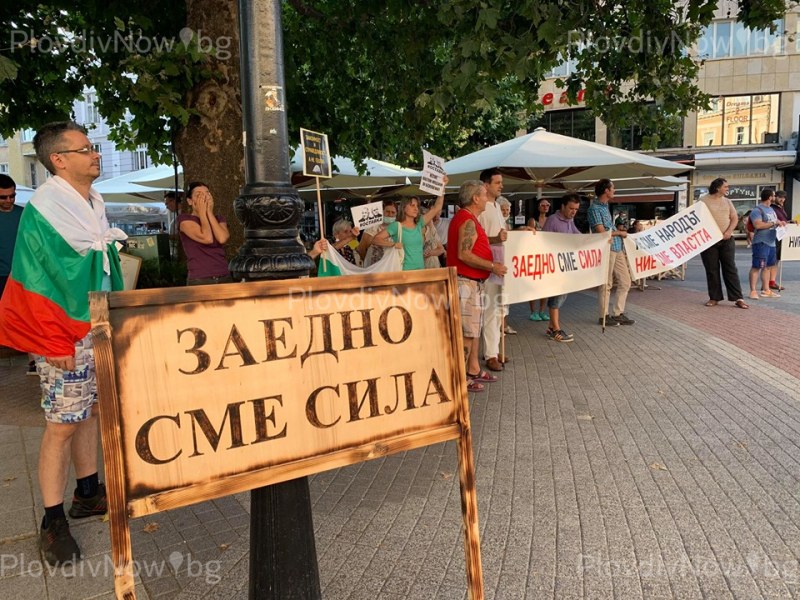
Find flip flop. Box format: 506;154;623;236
467;370;498;383
467;380;486;393
705;300;718;307
734;299;749;309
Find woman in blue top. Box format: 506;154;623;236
373;178;446;270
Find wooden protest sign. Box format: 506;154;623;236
90;269;484;599
301;127;332;271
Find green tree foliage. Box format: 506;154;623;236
1;0;795;164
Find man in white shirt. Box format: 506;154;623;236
478;168;507;372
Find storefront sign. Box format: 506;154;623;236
693;169;777;187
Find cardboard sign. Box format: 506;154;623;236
782;223;800;261
503;230;612;304
118;253;142;291
300;128;332;178
90;270;483;599
351;200;384;230
623;202;722;279
419;149;447;196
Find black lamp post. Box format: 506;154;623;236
232;0;321;597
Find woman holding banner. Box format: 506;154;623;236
529;198;552;321
372;178;447;270
698;178;749;309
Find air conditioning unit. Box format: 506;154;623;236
764;132;780;144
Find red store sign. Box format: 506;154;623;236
542;89;586;107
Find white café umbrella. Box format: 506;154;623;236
444;128;691;187
126;156;418;195
122;164;184;190
291;151;419;190
93;170;171;203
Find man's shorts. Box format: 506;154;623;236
457;277;485;339
751;242;777;269
34;334;97;424
547;294;569;309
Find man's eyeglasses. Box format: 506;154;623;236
0;193;16;200
55;146;100;155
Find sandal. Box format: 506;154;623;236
734;299;749;309
704;300;718;307
467;370;498;383
467;380;486;393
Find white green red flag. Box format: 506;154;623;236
317;245;404;277
0;177;127;357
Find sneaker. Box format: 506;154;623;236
613;313;636;325
548;329;574;343
40;517;81;565
545;327;555;337
760;290;781;298
68;483;107;519
529;312;542;321
539;311;550;321
503;325;518;335
598;317;619;327
749;291;759;300
27;360;37;376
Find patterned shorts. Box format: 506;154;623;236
458;277;485;339
35;334;97;424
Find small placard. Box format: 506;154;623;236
300;128;332;179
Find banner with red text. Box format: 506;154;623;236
503;230;612;304
781;223;800;261
623;202;722;279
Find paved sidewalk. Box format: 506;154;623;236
2;253;800;599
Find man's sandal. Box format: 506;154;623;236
734;299;749;309
467;370;498;383
466;380;486;393
704;299;718;307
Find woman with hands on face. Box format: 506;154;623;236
178;181;234;285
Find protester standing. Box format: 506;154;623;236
698;177;749;309
542;194;582;342
0;121;126;565
769;190;792;291
478;168;508;371
373;185;446;270
748;189;785;299
588;179;635;325
178;181;233;285
447;180;507;393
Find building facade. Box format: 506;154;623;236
534;3;800;221
0;88;151;189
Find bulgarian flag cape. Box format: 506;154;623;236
318;245;404;276
0;176;127;357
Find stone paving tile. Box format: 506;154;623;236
4;258;800;598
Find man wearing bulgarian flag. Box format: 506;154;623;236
0;121;126;565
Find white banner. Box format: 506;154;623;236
623;202;723;279
781;223;800;261
350;201;384;230
419;149;446;196
503;230;612;304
